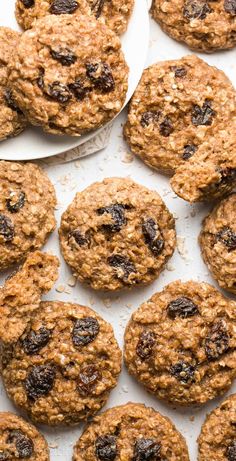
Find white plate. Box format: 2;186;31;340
0;0;149;160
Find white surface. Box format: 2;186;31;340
0;10;236;461
0;0;149;160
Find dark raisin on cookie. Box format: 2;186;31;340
50;48;77;66
219;168;236;185
0;214;14;242
183;0;212;20
170;66;187;78
69;229;90;247
216;227;236;251
140;111;161;127
6;192;25;214
170;361;195;384
91;0;106;18
25;364;56;400
159;116;174;137
97;204;129;233
224;0;236;15
182;144;197;160
191;99;215;126
36;68;45;90
4;89;23;114
49;0;79;14
108;254;136;281
22;327;51;355
167;297;199;319
136;331;156;360
69;79;91;100
7;430;34;459
20;0;35;7
77;364;101;396
227;441;236;461
72;317;100;347
86;62;115;93
95;435;117;461
47;82;72;103
205;320;230;360
142;218;164;256
133;438;161;461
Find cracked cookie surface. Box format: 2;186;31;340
1;301;121;426
59;177;176;291
124;55;236;176
9;14;128;136
73;402;189;461
0;412;49;461
124;280;236;406
199;193;236;294
0;27;27;141
198;393;236;461
0;161;56;270
151;0;236;52
15;0;134;36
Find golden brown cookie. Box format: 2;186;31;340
73;403;189;461
151;0;236;52
15;0;134;36
0;27;27;142
0;411;49;460
2;301;121;426
198;393;236;461
124;280;236;406
199;193;236;294
9;14;128;136
0;161;56;270
124;55;236;175
59;177;176;291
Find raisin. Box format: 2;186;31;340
6;192;25;213
167;297;199;319
170;66;187;78
49;0;79;14
142;218;164;256
7;430;33;459
47;82;72;103
182;144;197;160
159;116;174;137
205;320;230;360
0;214;14;242
140;111;161;127
227;441;236;461
170;361;195;384
25;364;55;400
97;203;129;232
95;435;117;461
4;89;23;114
216;227;236;251
50;48;77;66
77;364;100;395
91;0;106;18
108;254;136;281
69;79;91;100
37;68;45;90
219;168;236;185
22;327;51;355
192;99;215;126
133;438;161;461
72;317;100;347
183;0;212;19
86;62;115;93
20;0;35;7
224;0;236;15
136;331;156;360
69;229;90;246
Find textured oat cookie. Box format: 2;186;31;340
2;301;121;426
0;412;49;460
0;161;56;270
59;177;176;291
199;193;236;294
15;0;134;36
0;251;59;344
9;14;128;136
198;393;236;461
151;0;236;52
73;402;189;461
124;55;236;175
124;280;236;406
0;27;27;141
